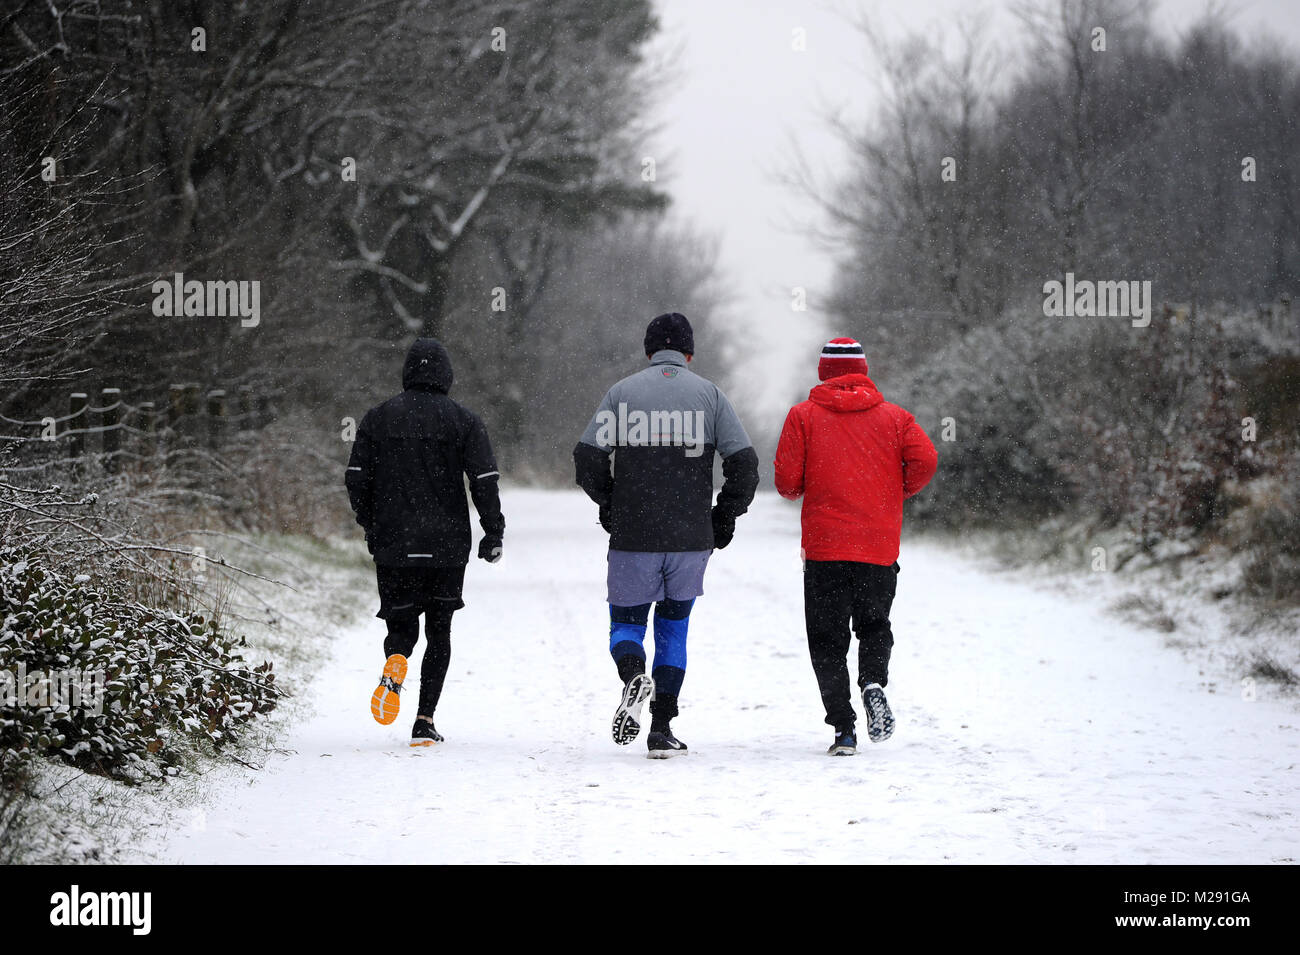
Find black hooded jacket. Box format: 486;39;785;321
345;339;504;567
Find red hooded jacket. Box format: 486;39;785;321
774;373;937;565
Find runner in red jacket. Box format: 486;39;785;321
774;338;937;755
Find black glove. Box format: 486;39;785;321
711;508;736;549
478;536;503;563
598;504;613;534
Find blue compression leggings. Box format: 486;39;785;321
609;599;693;697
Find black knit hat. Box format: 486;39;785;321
644;312;694;356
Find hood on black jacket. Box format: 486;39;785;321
402;338;453;394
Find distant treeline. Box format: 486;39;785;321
1;0;725;487
817;0;1300;589
824;0;1299;342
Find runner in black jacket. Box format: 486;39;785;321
346;338;504;747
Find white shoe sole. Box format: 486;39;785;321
612;673;655;745
863;685;895;742
646;747;686;759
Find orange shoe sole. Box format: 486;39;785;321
370;654;408;725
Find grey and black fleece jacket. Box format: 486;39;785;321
573;350;760;552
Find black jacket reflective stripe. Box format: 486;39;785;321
345;339;504;567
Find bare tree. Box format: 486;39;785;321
332;0;663;338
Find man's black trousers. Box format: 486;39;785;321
803;559;899;732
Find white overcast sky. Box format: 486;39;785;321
646;0;1300;423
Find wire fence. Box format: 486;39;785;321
0;381;345;654
0;384;274;478
1;381;354;541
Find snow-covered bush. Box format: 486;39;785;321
0;547;278;787
901;308;1278;543
1241;453;1300;603
898;319;1074;527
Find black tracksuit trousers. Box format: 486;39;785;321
383;606;454;718
804;559;899;732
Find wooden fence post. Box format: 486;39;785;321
206;389;226;450
183;383;201;437
137;400;157;458
167;384;186;469
238;385;254;432
167;383;201;467
100;387;121;471
168;384;186;432
68;392;87;464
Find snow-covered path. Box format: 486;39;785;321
142;491;1300;864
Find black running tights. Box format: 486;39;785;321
383;604;454;718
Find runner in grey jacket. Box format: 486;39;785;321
574;312;759;757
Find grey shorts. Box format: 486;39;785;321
607;549;711;607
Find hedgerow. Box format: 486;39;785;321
0;546;278;787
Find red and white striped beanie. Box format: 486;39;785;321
817;337;868;381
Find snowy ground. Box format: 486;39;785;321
131;490;1300;864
